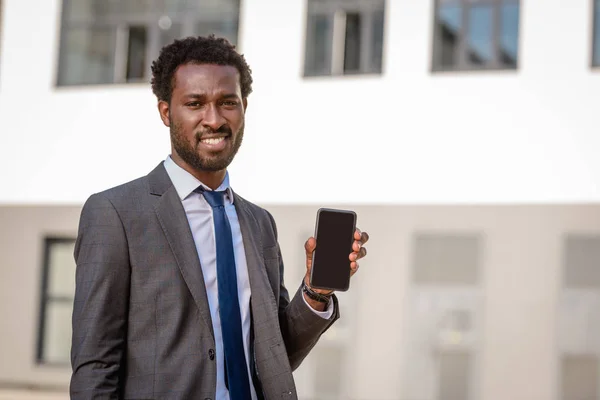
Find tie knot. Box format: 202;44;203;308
202;189;226;208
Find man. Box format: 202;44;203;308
70;35;369;400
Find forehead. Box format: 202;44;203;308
172;63;241;97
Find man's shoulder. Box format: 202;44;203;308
84;163;166;208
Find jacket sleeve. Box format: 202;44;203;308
70;194;131;399
265;210;339;371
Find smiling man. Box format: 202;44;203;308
70;35;369;400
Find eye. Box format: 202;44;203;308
222;100;238;107
186;102;201;107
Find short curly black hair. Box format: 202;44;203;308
151;35;253;103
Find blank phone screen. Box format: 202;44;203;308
310;209;356;291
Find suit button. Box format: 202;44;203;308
208;349;215;360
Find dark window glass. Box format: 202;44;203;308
370;9;385;73
37;239;77;365
344;12;362;73
593;0;600;67
126;26;148;81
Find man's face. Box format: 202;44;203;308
162;63;246;173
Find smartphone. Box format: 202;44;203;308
309;208;357;292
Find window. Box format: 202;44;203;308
593;0;600;67
432;0;520;72
413;234;481;285
561;355;599;400
564;235;600;289
57;0;240;86
304;0;385;77
37;238;77;365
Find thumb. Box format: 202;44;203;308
305;237;316;271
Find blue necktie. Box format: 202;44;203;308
201;189;252;400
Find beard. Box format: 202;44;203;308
170;117;244;172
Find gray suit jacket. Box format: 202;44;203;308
70;163;339;400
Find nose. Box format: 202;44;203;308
201;103;226;131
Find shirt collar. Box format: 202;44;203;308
163;155;234;204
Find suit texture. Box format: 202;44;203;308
70;163;339;400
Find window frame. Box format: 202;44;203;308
303;0;386;77
36;237;77;366
591;0;600;68
431;0;520;73
55;0;241;87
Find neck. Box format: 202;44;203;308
170;154;226;190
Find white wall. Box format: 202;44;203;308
0;0;599;205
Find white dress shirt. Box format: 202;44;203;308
163;156;333;400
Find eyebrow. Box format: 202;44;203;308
184;93;239;100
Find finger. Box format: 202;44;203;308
353;240;362;252
350;261;359;275
354;228;362;241
357;246;367;260
305;237;316;270
361;231;369;244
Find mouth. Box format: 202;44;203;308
198;135;229;152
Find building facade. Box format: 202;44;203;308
0;0;599;399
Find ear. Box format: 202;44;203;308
158;100;171;127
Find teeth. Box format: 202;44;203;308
201;137;225;145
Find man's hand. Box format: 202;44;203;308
303;228;370;311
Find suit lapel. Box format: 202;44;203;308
234;193;279;318
149;163;214;339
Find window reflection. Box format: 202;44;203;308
59;27;115;85
371;9;385;73
468;5;493;66
305;14;332;76
594;0;600;66
500;2;519;67
438;4;462;68
433;0;520;71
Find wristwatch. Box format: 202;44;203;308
302;281;332;304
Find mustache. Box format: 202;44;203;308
195;125;232;140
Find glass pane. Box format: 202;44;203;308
195;18;239;46
314;345;343;396
42;301;73;364
370;9;385;73
564;235;600;289
561;355;598;400
58;27;115;85
436;4;462;68
343;12;362;73
127;26;148;81
413;234;480;285
594;0;600;66
438;351;471;400
467;5;494;66
305;14;333;76
47;240;76;298
500;2;519;68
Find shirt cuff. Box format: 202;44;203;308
302;292;335;319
